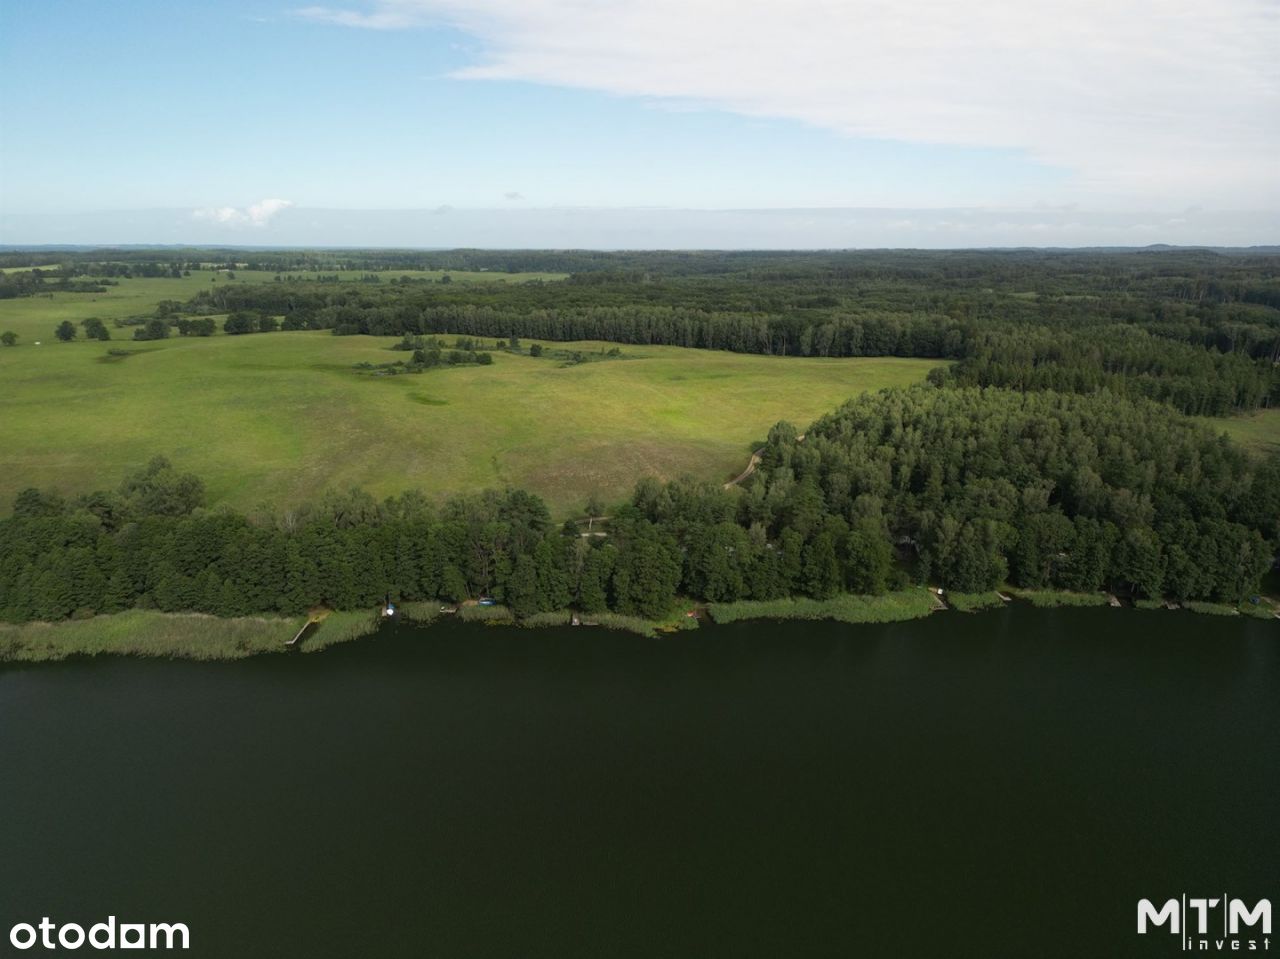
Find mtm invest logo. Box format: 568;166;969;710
1139;896;1271;952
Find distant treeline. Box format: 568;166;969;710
3;387;1276;626
4;245;1280;287
315;303;962;360
0;271;115;299
159;249;1279;415
939;325;1275;416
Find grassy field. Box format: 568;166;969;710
944;591;1006;612
1007;588;1112;607
0;608;396;662
0;321;936;516
708;590;940;625
0;610;304;662
0;269;565;341
1199;408;1280;457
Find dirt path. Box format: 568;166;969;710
724;434;803;489
724;449;765;489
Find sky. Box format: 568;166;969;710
0;0;1276;248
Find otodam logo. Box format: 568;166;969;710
8;917;189;951
1138;896;1271;952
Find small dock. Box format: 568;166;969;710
575;515;610;539
286;618;319;648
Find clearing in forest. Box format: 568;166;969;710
0;330;936;516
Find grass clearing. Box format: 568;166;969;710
1198;409;1280;457
708;590;939;625
0;610;302;662
945;591;1006;612
518;610;663;637
0;326;936;516
1181;601;1240;617
1;271;935;516
1238;603;1277;620
457;604;516;623
302;610;384;651
1008;588;1111;608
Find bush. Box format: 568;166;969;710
132;318;169;341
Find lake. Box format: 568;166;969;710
1;606;1276;957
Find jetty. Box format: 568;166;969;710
286;619;317;648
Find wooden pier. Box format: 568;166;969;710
286;618;319;648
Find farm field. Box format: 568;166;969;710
0;329;937;516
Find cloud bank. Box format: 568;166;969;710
296;0;1279;207
192;198;294;226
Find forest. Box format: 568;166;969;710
1;384;1276;626
1;248;1277;625
11;248;1273;413
149;248;1280;415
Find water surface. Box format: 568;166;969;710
1;606;1276;957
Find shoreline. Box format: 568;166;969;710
1;588;1276;665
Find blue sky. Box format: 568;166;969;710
1;0;1275;246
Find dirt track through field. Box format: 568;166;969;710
724;449;765;488
724;434;804;489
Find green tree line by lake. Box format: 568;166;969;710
2;248;1277;633
2;384;1275;629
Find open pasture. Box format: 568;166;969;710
0;330;936;516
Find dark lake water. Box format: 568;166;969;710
1;606;1277;958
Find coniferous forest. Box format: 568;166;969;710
1;248;1277;625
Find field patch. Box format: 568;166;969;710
1201;408;1280;457
0;330;937;516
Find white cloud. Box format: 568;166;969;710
192;198;294;226
296;4;424;29
295;0;1280;207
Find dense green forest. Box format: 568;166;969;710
146;248;1280;413
2;249;1277;625
12;247;1274;412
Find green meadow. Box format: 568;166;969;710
0;292;936;515
1200;408;1280;457
0;269;565;341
